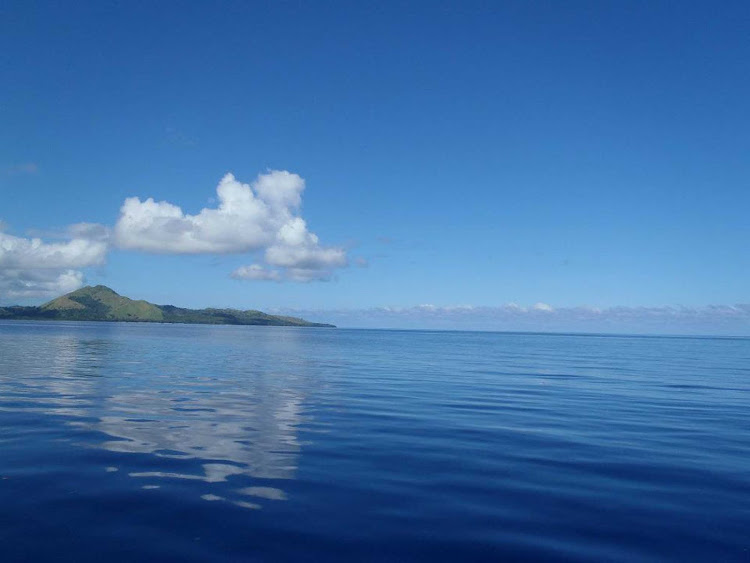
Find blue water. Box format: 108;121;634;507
0;321;748;562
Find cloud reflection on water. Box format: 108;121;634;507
0;323;324;508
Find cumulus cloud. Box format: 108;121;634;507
115;171;346;281
0;231;107;270
1;169;347;298
0;269;84;299
265;218;346;269
0;224;108;300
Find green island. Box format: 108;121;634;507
0;285;334;327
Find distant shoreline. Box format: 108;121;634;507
0;317;336;328
0;285;335;328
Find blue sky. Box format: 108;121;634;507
1;1;748;333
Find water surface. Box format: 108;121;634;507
0;321;748;561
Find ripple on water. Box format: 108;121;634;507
0;322;748;562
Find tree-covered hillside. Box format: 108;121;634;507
0;286;333;327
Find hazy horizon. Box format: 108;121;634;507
3;282;748;336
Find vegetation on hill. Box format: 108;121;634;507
0;285;333;327
41;286;164;321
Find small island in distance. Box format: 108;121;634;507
0;285;334;327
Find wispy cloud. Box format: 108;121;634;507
231;264;281;282
3;162;39;176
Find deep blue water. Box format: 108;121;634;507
0;321;748;562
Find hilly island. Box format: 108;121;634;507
0;285;334;327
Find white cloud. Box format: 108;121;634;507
115;171;346;282
231;264;281;282
0;230;107;270
67;222;111;242
0;224;108;300
285;267;336;282
231;262;341;283
0;269;84;299
265;219;346;269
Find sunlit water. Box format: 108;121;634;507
0;321;748;562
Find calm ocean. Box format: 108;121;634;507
0;321;748;561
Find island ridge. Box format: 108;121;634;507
0;285;334;327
